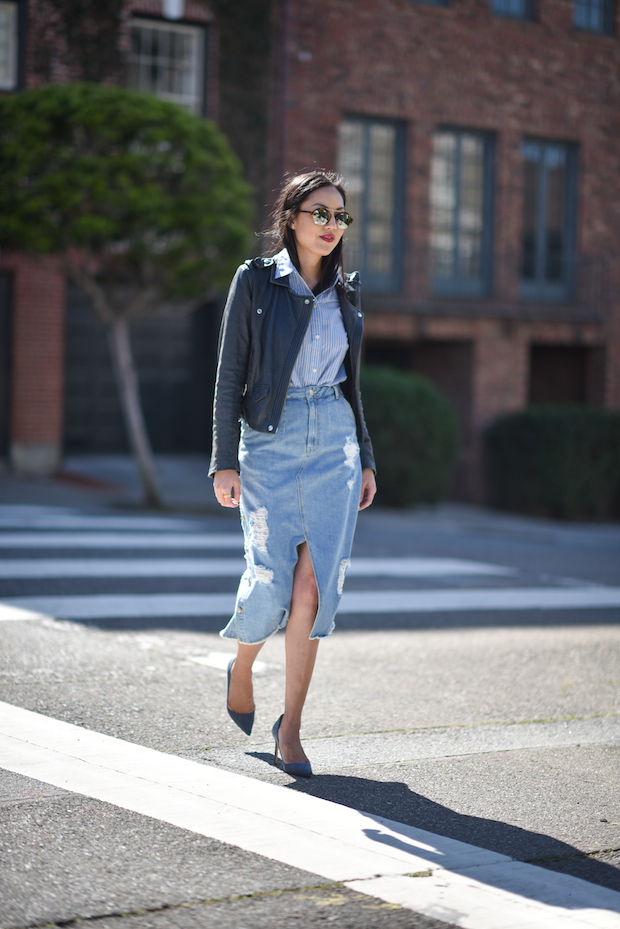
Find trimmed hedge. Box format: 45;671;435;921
485;407;620;520
360;365;459;507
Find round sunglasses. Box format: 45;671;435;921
298;207;354;229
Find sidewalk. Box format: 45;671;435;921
0;454;220;513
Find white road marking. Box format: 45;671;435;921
0;532;242;549
185;652;268;674
350;558;515;577
0;505;77;515
0;604;50;622
0;702;618;928
0;557;514;579
0;558;248;578
339;587;620;612
2;587;620;621
0;594;234;620
0;515;202;530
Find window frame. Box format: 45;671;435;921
519;138;579;304
128;14;208;115
573;0;615;35
337;115;406;294
429;127;495;300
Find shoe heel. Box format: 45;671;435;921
271;714;312;778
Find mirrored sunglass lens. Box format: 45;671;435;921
335;212;352;229
311;208;330;225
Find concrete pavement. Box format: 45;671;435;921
0;455;619;928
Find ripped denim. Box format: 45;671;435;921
219;385;362;643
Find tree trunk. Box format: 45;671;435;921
107;317;164;509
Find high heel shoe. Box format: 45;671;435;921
272;714;312;778
226;658;254;736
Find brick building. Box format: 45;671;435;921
272;0;620;497
0;0;220;473
1;0;619;498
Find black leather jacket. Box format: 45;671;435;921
209;257;375;476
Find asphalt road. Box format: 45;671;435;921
1;484;619;928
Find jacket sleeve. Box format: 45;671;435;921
357;396;376;473
343;274;376;474
208;264;253;477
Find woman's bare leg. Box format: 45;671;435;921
277;541;319;764
227;641;264;714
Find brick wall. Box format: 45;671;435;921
279;0;620;498
0;253;66;473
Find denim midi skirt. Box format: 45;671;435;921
220;384;362;644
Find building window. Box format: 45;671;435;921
337;117;405;293
491;0;534;20
521;140;578;302
0;1;17;91
574;0;615;33
403;0;449;6
429;129;494;297
128;18;205;113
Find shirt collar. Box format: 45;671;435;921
274;248;296;279
273;247;343;290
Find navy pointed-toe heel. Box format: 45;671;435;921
272;714;312;778
226;658;254;736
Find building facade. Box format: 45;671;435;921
0;0;219;471
1;0;619;498
274;0;620;497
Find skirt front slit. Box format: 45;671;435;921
219;385;362;644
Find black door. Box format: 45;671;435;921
63;284;221;454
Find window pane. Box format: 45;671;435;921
430;132;458;280
430;130;488;289
521;142;540;281
458;134;484;279
521;139;574;299
574;0;610;31
492;0;529;17
337;121;365;272
0;1;17;91
128;20;202;112
366;123;396;276
337;118;402;291
545;146;566;282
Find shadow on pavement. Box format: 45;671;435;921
272;773;620;900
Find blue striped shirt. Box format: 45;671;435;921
274;249;348;388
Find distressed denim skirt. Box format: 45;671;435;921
219;384;362;644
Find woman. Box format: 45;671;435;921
210;170;376;777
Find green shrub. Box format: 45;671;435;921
360;364;459;507
485;407;620;520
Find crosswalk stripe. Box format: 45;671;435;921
0;515;203;530
2;586;620;621
0;557;515;579
1;702;618;927
0;532;242;549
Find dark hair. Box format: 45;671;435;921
267;170;347;295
